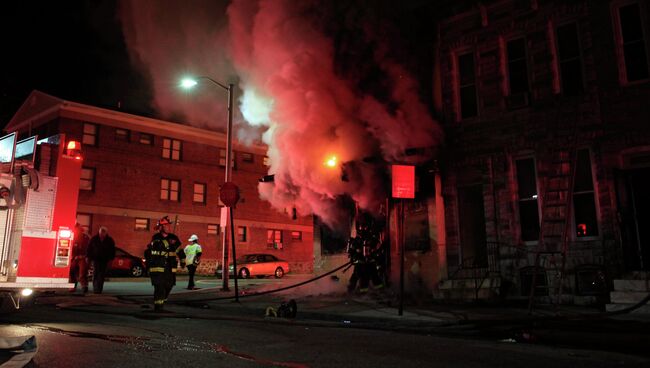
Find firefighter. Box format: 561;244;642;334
347;213;385;293
87;226;116;294
146;216;185;311
69;223;90;293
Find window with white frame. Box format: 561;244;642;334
80;167;95;191
267;229;283;249
614;2;649;83
139;133;153;145
456;52;478;119
82;123;97;146
162;138;182;160
219;149;235;168
556;23;583;96
573;149;599;237
160;178;180;202
135;218;150;231
516;158;540;241
115;128;130;142
193;182;206;204
291;231;302;241
207;224;219;235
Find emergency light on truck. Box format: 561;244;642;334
54;227;73;267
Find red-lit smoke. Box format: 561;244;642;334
119;0;443;229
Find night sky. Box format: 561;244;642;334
0;1;154;127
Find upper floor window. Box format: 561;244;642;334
160;178;180;202
241;152;254;163
139;133;153;145
219;149;235;168
556;23;583;96
193;182;206;204
507;38;530;95
80;167;95;191
457;52;478;120
82;123;97;146
573;149;599;238
115;128;130;142
291;231;302;241
207;224;220;235
76;213;92;234
263;156;271;166
614;2;649;83
162;138;181;160
516;158;540;242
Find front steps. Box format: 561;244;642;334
606;279;650;314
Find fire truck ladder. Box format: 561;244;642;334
527;135;579;314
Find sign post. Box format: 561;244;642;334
391;165;415;316
220;182;240;299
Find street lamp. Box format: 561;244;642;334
181;76;234;291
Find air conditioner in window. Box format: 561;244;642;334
506;92;529;110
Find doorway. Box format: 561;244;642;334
619;168;650;271
457;185;488;267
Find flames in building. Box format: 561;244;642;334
119;0;443;228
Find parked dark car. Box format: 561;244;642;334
216;253;289;279
89;247;147;278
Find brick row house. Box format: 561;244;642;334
434;0;650;303
4;91;314;274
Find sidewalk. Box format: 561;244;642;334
39;277;650;357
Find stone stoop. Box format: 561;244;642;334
433;277;501;301
606;279;650;314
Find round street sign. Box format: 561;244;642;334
220;182;240;207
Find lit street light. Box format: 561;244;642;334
181;75;234;292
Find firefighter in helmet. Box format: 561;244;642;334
347;212;385;293
145;216;185;311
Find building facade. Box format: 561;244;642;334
435;0;650;302
5;91;314;274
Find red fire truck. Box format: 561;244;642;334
0;132;82;312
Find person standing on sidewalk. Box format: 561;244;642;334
146;216;185;311
69;223;90;293
87;226;116;294
184;234;202;290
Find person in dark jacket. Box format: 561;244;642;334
87;226;116;294
145;216;185;311
69;223;90;293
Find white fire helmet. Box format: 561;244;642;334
188;234;199;242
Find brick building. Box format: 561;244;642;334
4;90;314;274
434;0;650;303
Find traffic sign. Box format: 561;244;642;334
219;182;240;207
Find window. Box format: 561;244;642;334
219;149;235;168
115;128;130;142
76;213;92;234
207;224;220;235
80;167;95;191
160;178;180;202
291;231;302;241
237;226;247;242
263;156;271;166
507;38;530;95
241;152;254;163
573;149;599;237
457;52;478;119
162;138;182;160
556;23;583;96
614;2;649;83
516;158;540;241
139;133;153;145
135;218;150;231
193;182;206;204
267;229;283;249
82;123;97;146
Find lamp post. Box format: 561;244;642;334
181;76;234;291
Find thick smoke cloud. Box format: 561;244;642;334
119;0;442;229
